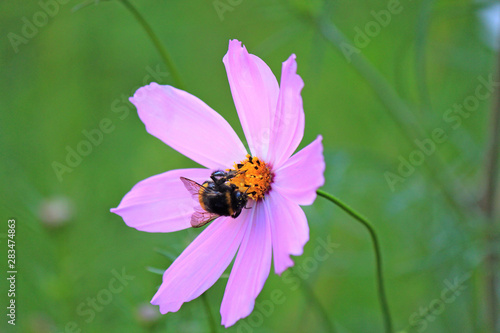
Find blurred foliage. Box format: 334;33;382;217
1;0;498;332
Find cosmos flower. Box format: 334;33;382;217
111;39;325;327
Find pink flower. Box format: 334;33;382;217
111;39;325;327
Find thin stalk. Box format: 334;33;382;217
201;292;217;333
480;48;500;332
118;0;185;90
297;276;336;332
314;17;474;220
281;0;477;220
317;189;393;333
414;0;434;116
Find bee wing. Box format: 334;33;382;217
190;208;219;228
180;177;219;228
180;177;207;200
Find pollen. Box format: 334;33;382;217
228;155;272;201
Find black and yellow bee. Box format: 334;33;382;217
180;170;249;228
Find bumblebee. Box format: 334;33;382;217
180;170;249;228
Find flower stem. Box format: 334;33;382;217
297;275;336;332
479;47;500;332
200;292;217;333
317;189;393;333
287;1;477;220
117;0;185;90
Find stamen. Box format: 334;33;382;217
228;154;272;200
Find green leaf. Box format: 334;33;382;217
146;267;165;275
154;248;178;262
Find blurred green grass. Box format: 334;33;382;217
1;0;498;332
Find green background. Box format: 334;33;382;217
1;0;498;332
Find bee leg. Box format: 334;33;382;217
232;210;242;219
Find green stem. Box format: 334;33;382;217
118;0;185;90
480;44;500;333
314;17;470;215
201;292;217;333
297;275;336;332
414;0;434;116
317;189;393;333
286;1;478;220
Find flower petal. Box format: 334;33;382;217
264;190;309;275
223;40;279;160
268;54;305;169
130;83;247;169
151;212;249;313
273;135;325;206
110;168;212;232
220;202;272;327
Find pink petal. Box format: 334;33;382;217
130;83;247;169
268;54;305;169
223;40;279;160
273;136;325;206
110;168;211;232
151;212;249;313
264;190;309;275
220;202;272;327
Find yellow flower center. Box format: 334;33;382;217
227;154;272;201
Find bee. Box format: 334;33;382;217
180;170;249;228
